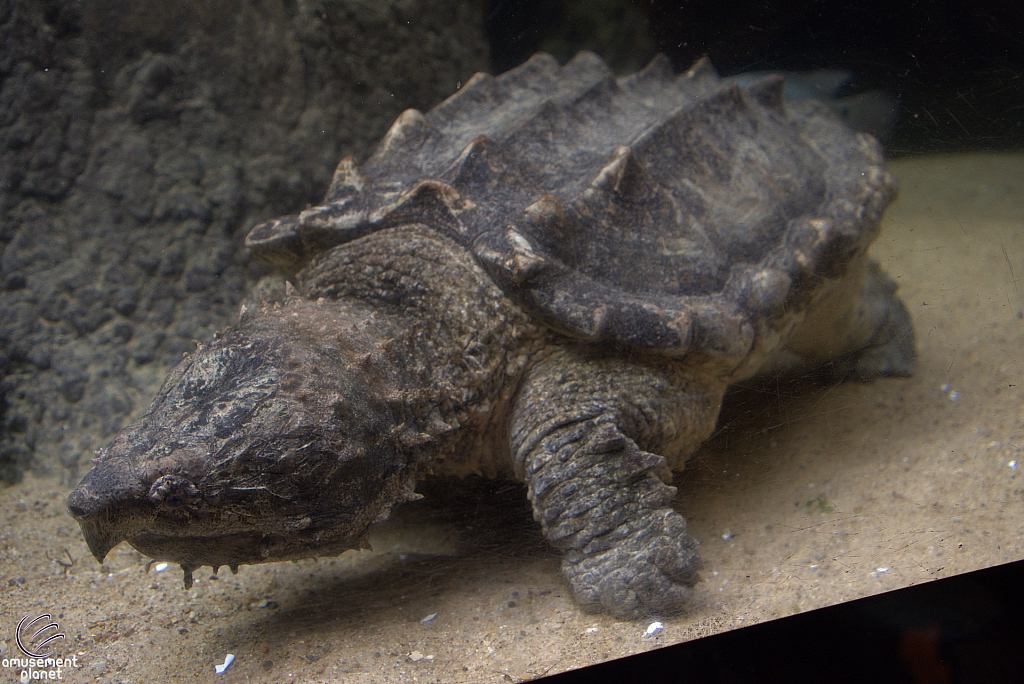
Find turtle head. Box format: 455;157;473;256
67;302;417;583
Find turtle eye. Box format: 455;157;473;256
149;474;201;512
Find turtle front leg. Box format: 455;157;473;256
510;349;726;619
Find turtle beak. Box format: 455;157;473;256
67;462;150;563
75;517;124;564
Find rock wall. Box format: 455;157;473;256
0;0;488;483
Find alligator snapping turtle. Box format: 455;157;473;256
67;52;913;619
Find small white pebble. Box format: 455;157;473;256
154;563;168;572
408;650;433;662
940;384;949;392
877;567;889;573
948;390;959;401
1009;461;1017;469
644;621;664;638
721;533;733;541
420;613;437;623
215;654;234;674
586;626;600;634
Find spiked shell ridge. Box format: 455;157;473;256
247;52;895;361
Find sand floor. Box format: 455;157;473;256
1;152;1023;683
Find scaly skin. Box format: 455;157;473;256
66;227;545;585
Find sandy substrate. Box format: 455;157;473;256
1;152;1023;683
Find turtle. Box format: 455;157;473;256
67;51;914;619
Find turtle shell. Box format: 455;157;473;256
246;51;895;361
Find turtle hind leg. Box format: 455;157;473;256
509;350;724;619
780;257;916;383
829;260;916;381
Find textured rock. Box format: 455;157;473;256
0;0;488;484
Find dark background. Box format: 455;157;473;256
539;558;1024;682
485;0;1024;155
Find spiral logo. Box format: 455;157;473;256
15;614;65;658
